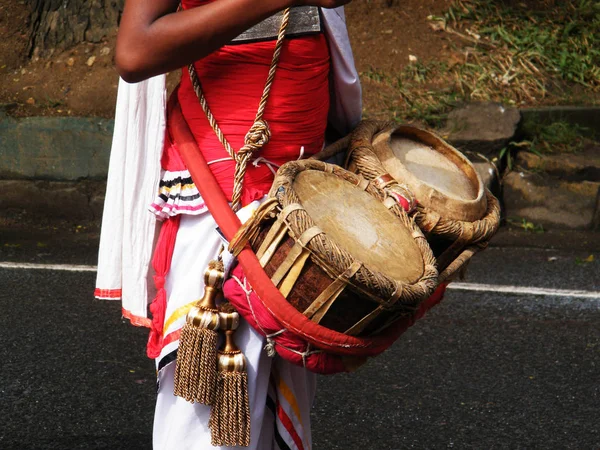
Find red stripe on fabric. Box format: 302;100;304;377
270;373;305;450
94;288;122;299
162;329;182;349
122;308;152;328
147;216;181;359
151;203;207;212
277;404;304;450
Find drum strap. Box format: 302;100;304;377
344;285;405;336
270;226;323;288
255;203;304;266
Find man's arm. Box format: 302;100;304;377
116;0;352;83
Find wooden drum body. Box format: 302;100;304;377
346;121;501;281
232;159;438;337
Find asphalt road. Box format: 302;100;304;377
0;235;598;449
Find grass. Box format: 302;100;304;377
498;120;592;164
362;0;600;127
507;217;545;233
526;121;590;154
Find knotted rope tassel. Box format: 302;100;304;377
174;260;224;404
209;306;251;447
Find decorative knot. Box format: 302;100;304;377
243;119;271;154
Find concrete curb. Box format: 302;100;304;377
0;112;113;181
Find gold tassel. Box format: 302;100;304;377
173;260;224;404
209;307;251;447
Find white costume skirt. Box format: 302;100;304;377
153;213;317;450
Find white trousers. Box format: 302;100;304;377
153;213;317;450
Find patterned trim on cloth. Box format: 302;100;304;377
149;170;208;220
122;307;153;328
94;288;122;299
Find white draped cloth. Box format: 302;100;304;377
154;212;318;450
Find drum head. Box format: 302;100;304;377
293;170;424;284
372;126;487;222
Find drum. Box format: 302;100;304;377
345;121;501;281
229;159;438;337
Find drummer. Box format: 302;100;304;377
96;1;361;448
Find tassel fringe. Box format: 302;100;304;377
173;260;225;405
209;311;251;447
209;371;251;447
174;324;218;404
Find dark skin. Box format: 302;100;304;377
116;0;352;83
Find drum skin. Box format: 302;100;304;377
293;170;424;284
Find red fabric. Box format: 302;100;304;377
121;308;153;328
147;215;181;358
224;266;346;374
161;109;188;172
94;288;122;299
178;0;330;205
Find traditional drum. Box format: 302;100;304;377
223;159;442;373
230;159;438;335
344;120;501;282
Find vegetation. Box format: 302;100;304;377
363;0;600;127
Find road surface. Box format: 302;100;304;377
0;232;598;449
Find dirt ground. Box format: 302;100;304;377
0;0;458;119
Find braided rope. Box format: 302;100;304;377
188;8;291;211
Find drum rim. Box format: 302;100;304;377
269;159;439;315
369;124;488;222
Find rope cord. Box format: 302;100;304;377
188;8;292;211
